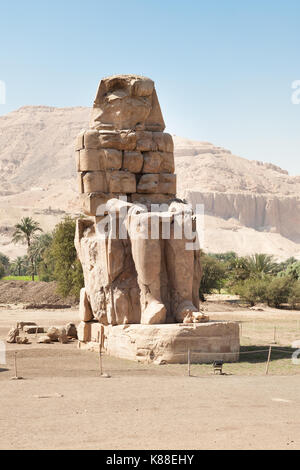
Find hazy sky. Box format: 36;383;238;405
1;0;300;175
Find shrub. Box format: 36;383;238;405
288;281;300;309
266;276;295;308
233;277;270;306
285;262;300;280
200;254;227;299
0;262;5;280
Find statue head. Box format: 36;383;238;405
90;74;165;132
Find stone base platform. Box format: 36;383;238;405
78;321;240;364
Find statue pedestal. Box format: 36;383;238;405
78;321;240;364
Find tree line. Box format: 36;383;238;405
0;217;83;298
0;217;299;308
200;252;300;308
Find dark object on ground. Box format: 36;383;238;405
66;323;77;339
24;304;72;310
213;361;224;375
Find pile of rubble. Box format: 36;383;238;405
6;322;77;345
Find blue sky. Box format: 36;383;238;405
1;0;300;174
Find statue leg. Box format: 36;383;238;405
165;217;208;323
128;212;166;325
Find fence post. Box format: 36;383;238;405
273;326;277;344
188;349;191;377
265;346;272;376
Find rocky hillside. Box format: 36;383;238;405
0;106;299;260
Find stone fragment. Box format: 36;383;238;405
123;151;143;173
17;322;37;330
58;328;69;344
66;323;77;339
6;328;19;344
79;288;94;322
15;336;29;345
37;336;52;344
23;326;45;334
47;327;60;342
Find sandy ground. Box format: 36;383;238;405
1;306;300;450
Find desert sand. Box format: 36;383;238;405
1;304;300;450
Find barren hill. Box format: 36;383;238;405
0;106;299;260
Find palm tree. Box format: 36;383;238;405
12;217;43;280
246;253;278;278
28;233;53;276
11;256;25;276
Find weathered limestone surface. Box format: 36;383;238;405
80;322;240;364
74;74;240;363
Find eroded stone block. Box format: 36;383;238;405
99;131;136;150
136;131;156;152
152;132;174;153
84;130;100;149
108;171;136;193
123;151;143;173
82;171;107;193
142;152;174;173
137;173;176;194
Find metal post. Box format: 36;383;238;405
265;346;272;376
188;349;191;377
14;352;18;378
99;343;103;376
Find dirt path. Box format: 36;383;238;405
1;306;300;450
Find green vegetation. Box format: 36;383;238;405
12;217;43;281
0;262;5;280
200;251;300;309
3;275;39;281
37;217;83;298
2;216;83;299
2;213;300;308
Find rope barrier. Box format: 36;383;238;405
188;348;297;356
